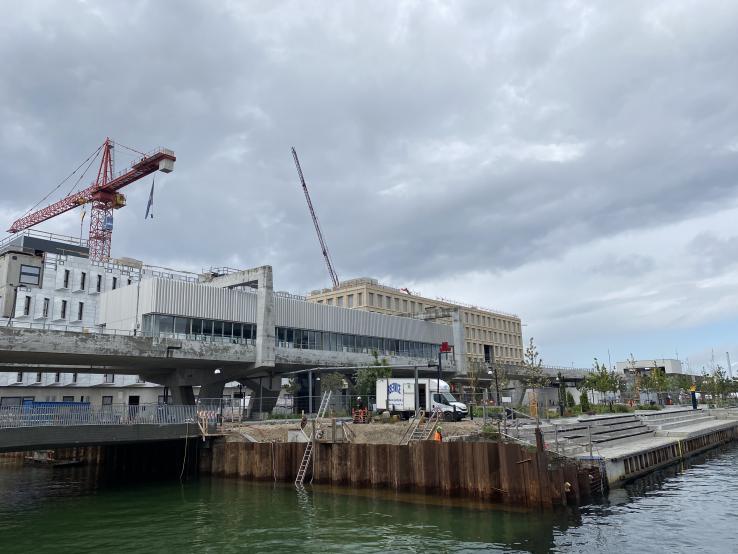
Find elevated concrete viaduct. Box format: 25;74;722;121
0;325;448;405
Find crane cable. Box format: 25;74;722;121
19;144;104;219
63;145;103;199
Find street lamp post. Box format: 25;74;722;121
487;364;501;406
308;369;313;415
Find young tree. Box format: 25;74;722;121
353;351;392;403
522;337;550;388
320;372;346;394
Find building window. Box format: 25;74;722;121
102;396;113;406
62;396;74;402
72;373;78;384
357;293;362;306
112;277;117;290
77;302;84;321
63;269;70;288
347;294;354;308
403;299;408;312
60;300;67;319
96;274;102;292
42;298;50;318
35;372;42;383
23;296;31;316
19;264;41;286
16;372;23;383
326;298;333;306
80;272;86;291
368;293;374;306
337;296;344;307
104;374;115;384
54;372;61;383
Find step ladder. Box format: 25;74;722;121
403;408;441;444
295;390;332;486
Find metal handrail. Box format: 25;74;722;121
0;403;207;429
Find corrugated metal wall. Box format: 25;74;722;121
148;279;258;322
100;278;453;344
275;296;452;344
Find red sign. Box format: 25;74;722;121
440;342;451;353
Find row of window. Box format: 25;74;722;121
464;312;520;332
58;268;128;292
275;326;443;358
0;395;90;407
142;314;256;343
465;326;521;346
466;342;522;360
12;372;121;384
21;296;84;321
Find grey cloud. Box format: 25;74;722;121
1;0;738;300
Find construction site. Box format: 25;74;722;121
1;137;738;512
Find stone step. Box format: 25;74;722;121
652;416;716;431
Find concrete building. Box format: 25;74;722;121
615;358;684;375
0;231;465;409
307;277;524;367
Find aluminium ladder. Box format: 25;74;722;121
402;408;441;444
295;390;332;486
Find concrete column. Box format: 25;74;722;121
451;309;467;375
168;385;195;405
199;381;226;400
254;266;275;369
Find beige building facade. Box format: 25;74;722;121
307;278;524;366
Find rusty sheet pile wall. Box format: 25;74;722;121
200;440;597;509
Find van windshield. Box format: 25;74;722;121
432;392;457;405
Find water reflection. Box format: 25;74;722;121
0;443;735;553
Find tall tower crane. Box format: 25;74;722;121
291;147;340;288
8;138;175;261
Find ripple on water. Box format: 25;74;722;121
0;444;736;553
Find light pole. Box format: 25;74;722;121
489;366;501;405
308;369;313;414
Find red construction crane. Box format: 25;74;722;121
291;147;340;288
8;138;175;261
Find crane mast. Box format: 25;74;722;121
291;147;340;289
8;138;175;261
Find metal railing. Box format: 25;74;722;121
0;403;209;429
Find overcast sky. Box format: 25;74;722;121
2;1;738;372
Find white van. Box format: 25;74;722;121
375;378;468;421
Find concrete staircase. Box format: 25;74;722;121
507;408;725;458
636;408;714;431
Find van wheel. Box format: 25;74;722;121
443;412;454;422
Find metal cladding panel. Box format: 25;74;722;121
275;296;452;344
148;279;257;322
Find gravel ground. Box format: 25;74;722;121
224;418;485;444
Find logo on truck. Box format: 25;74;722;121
387;383;402;395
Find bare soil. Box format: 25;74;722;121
224;418;484;444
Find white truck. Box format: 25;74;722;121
375;378;468;421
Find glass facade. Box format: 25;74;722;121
275;326;441;359
141;314;442;358
142;313;256;344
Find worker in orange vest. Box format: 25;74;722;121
433;426;443;442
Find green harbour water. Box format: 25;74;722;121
0;443;736;553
